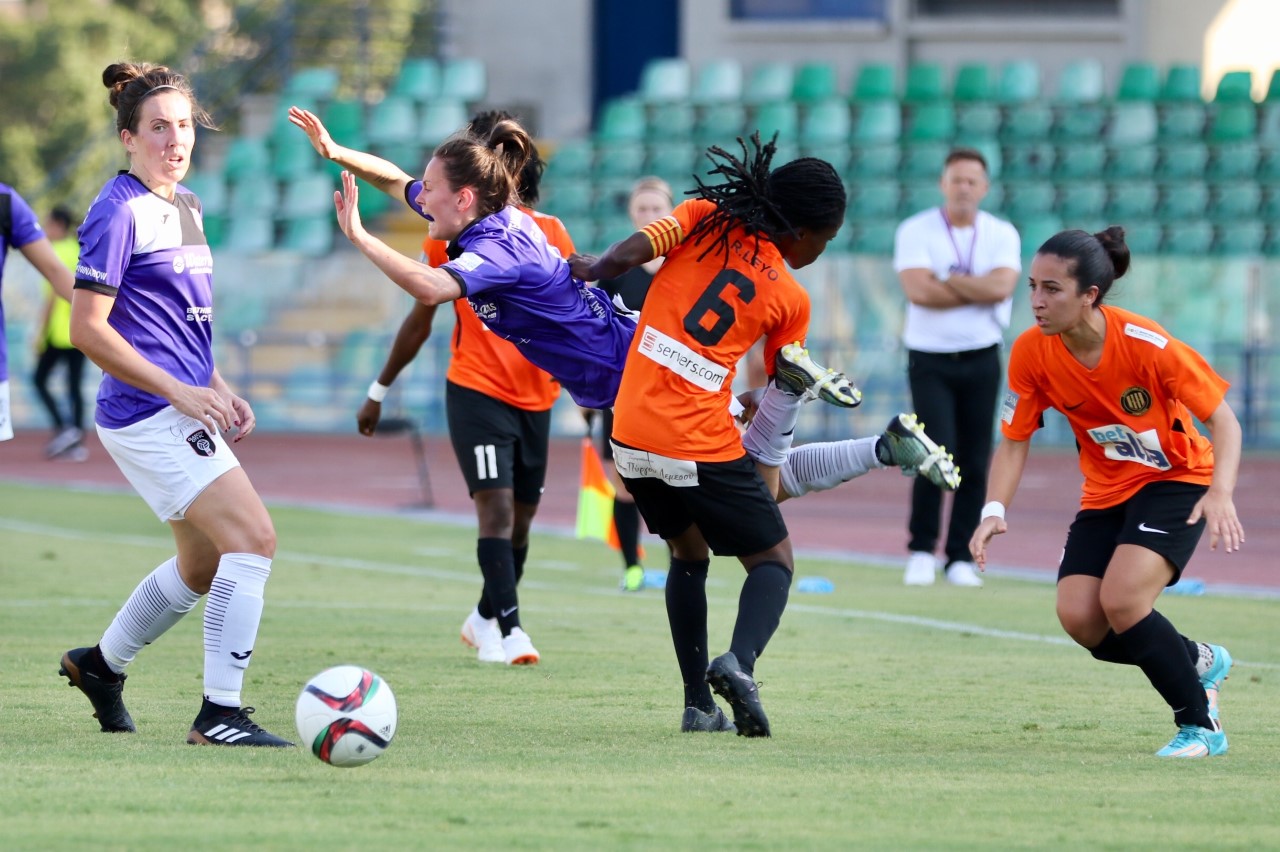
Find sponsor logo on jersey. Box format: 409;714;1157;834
1120;386;1152;415
1123;323;1168;349
471;300;498;323
76;263;109;283
172;250;213;275
1086;423;1170;470
1000;389;1019;424
186;306;213;323
636;325;729;392
453;251;485;272
186;429;216;457
611;443;699;487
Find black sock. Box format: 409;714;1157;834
729;562;793;676
513;544;528;586
665;557;714;712
476;538;520;635
1115;610;1212;729
613;499;642;568
1091;629;1203;670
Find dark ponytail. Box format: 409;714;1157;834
1037;226;1130;305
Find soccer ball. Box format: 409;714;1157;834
295;666;397;767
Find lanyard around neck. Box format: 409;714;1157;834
939;208;977;275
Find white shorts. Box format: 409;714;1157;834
0;380;12;441
97;406;241;521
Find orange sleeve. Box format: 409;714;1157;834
999;331;1050;441
532;210;576;257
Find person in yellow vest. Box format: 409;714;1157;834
32;206;89;460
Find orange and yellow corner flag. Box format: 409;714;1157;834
575;436;616;544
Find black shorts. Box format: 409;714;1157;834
599;408;615;461
1059;480;1208;586
611;440;787;557
446;381;551;503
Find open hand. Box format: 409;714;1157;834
287;106;339;160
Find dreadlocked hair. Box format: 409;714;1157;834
685;132;846;264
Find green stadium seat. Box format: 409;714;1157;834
1214;221;1265;255
980;183;1005;214
1160;64;1202;102
1207;102;1257;142
373;142;424;175
1207;181;1260;221
270;132;323;181
1158;103;1207;140
1121;221;1162;254
557;216;597;249
1000;102;1053;142
285;66;340;101
696;102;747;147
646;140;700;183
367;96;417;146
1267;69;1280;102
593;141;646;177
546;138;594;178
902;63;946;103
1156;142;1209;179
955;103;1001;139
800;99;851;145
224;214;275;254
692;59;743;104
280;172;335;219
1158;180;1209;221
597;98;647;142
899;180;942;216
847;179;899;221
540;179;593;218
998;60;1041;103
1053;143;1106;179
1002;142;1055;180
1106;144;1158;180
591;176;633;218
850;220;897;254
202;214;226;248
744;62;794;105
851;63;896;102
639;58;691;103
322;99;366;145
1014;214;1064;255
440;58;487;102
182;172;227;216
800;142;850;172
1107;102;1158;146
280;216;334;257
952;63;992;102
906;102;955;141
1105;181;1158;220
1266;225;1280;255
229;178;278;216
959;138;1003;179
1215;70;1255;103
1262;186;1280;219
1056;59;1104;104
793;62;839;103
1004;181;1056;220
900;141;950;179
1207;140;1260;181
353;180;391;220
648;102;695;139
1054;104;1106;141
852;101;901;144
1161;221;1213;254
392;58;440;102
1056;181;1107;223
1116;62;1160;101
596;219;637;251
223;136;271;177
419;100;469;148
753;101;799;140
847;143;900;178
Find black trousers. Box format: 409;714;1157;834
906;345;1002;566
32;345;87;431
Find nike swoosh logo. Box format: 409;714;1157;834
1064;401;1084;411
499;606;518;618
1137;523;1168;534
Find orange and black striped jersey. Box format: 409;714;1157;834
421;207;572;412
612;198;810;461
1002;304;1228;509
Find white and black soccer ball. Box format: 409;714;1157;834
296;666;397;767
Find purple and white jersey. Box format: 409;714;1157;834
76;172;215;428
0;183;47;382
404;183;634;409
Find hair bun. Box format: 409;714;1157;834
1094;226;1131;280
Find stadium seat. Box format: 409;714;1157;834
323;99;366;146
540;178;593;218
753;101;800;140
906;102;955;141
692;59;744;104
280;216;334;257
1002;142;1056;180
1054;103;1106;141
899;180;942;216
1266;69;1280;102
902;63;945;103
801;142;850;172
646;140;700;183
998;60;1041;103
850;220;897;254
952;63;992;102
1208;102;1257;142
696;102;747;147
392;58;440;102
1214;70;1255;103
229;178;278;216
851;101;901;144
440;58;487;102
1161;221;1213;254
1156;142;1209;179
354;180;391;220
744;62;794;105
1106;144;1158;180
1160;64;1202;102
1105;181;1159;221
367;96;417;146
1013;214;1063;255
1262;186;1280;220
419;100;469;147
280;172;335;219
1116;62;1160;101
1053;143;1106;180
182;172;227;216
1158;103;1207;140
851;63;896;102
545;138;594;178
847;143;900;178
1001;102;1054;142
1004;181;1057;220
593;140;646;177
596;98;647;142
846;179;900;221
373;142;424;175
222;136;271;177
648;102;695;140
793;62;839;103
639;57;692;103
1056;181;1107;223
800;100;851;145
961;138;1003;179
1056;59;1104;104
557;215;597;249
1207;181;1260;221
1107;102;1159;146
1121;221;1162;254
955;102;1001;139
1158;181;1209;221
596;219;637;251
1207;140;1260;181
201;214;226;248
224;214;275;254
900;141;951;179
285;66;340;101
980;183;1005;214
270;132;322;181
1214;221;1265;255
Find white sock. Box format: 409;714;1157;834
741;383;803;467
203;553;271;707
100;556;201;674
780;437;883;498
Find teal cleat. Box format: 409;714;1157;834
1200;644;1233;722
1155;723;1228;758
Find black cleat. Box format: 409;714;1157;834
187;698;295;747
705;652;771;738
60;646;135;733
680;705;737;733
773;343;862;408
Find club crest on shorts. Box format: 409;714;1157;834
186;429;217;456
1120;386;1152;416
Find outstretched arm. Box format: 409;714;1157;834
288;106;416;199
569;231;655;282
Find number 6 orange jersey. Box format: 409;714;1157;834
612;198;811;461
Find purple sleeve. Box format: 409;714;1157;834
442;238;521;296
7;189;44;249
75;198;135;293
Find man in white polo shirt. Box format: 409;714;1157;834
893;147;1021;587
